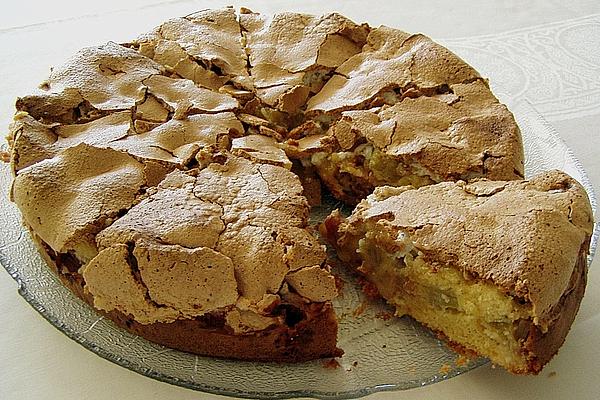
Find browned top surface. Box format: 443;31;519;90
82;155;337;326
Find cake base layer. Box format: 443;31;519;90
356;232;533;372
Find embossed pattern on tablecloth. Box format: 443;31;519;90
441;14;600;121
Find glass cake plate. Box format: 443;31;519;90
0;100;597;399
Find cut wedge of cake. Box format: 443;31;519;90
322;170;593;373
13;149;341;361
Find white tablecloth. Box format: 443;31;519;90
1;1;599;399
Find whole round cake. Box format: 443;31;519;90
5;7;592;372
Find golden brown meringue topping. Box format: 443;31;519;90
17;42;163;123
12;143;147;257
139;8;249;82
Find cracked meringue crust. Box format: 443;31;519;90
6;7;543;364
322;170;593;373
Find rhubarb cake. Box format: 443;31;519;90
5;7;590;370
322;171;593;373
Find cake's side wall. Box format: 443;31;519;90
521;243;588;373
28;228;343;362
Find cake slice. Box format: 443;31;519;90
84;154;341;361
322;170;593;373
